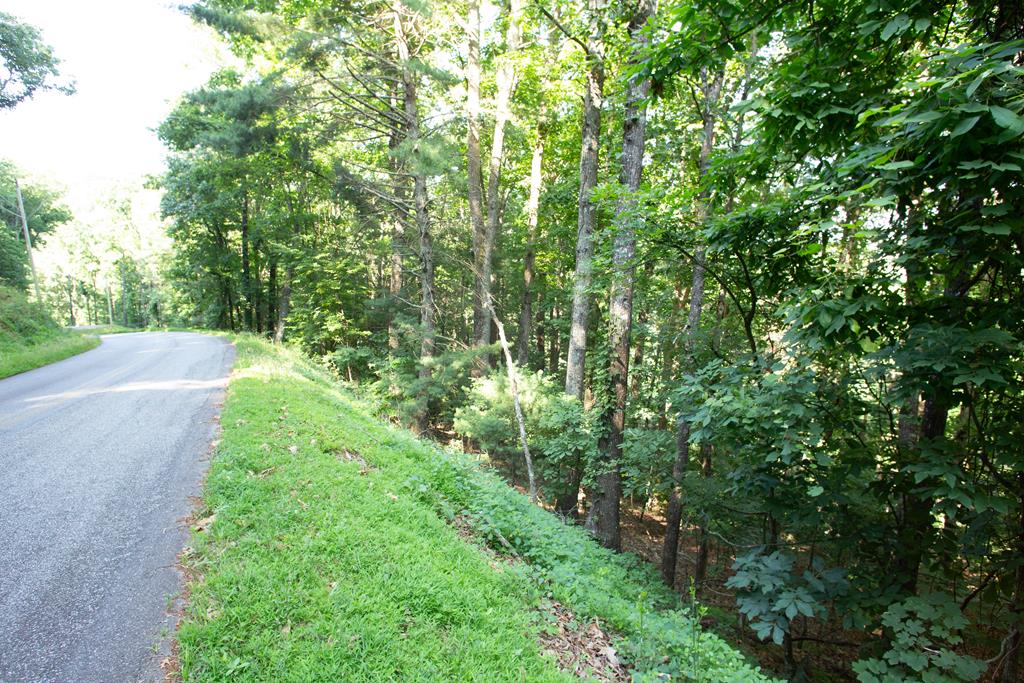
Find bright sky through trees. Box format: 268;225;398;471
0;0;224;202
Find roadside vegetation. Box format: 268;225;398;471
0;285;99;379
179;335;774;682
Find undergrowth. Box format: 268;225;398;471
179;336;778;682
0;285;100;378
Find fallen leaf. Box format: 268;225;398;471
194;514;216;531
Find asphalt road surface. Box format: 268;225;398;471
0;332;234;683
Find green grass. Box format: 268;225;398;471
80;324;138;335
180;337;571;682
0;332;100;379
181;336;778;682
0;285;101;379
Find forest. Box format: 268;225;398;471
14;0;1020;680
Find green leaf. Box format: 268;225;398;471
990;105;1024;134
880;14;909;41
808;485;824;497
949;116;980;138
877;160;914;170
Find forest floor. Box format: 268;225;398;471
172;335;778;682
488;460;1006;683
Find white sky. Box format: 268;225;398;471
0;0;226;204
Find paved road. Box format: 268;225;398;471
0;332;234;683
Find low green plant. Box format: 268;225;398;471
852;593;985;683
0;285;100;378
726;549;849;647
182;336;780;682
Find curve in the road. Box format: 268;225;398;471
0;332;235;683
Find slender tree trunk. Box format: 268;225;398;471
694;442;713;588
661;67;724;587
586;0;653;550
387;83;406;352
274;266;292;343
1001;489;1024;682
564;0;606;401
467;0;487;374
490;298;537;502
120;262;128;327
66;276;75;326
267;258;277;335
517;118;545;367
557;0;606;519
241;190;253;331
394;3;435;434
548;305;560;376
535;290;546;369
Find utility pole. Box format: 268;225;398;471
15;179;41;301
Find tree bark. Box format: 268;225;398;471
467;0;487;374
274;266;292;343
240;190;253;331
517;118;545;367
557;0;606;519
490;298;537;502
388;83;405;352
563;0;606;402
586;0;653;550
548;305;560;376
394;3;435;434
661;66;724;587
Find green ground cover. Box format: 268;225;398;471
0;286;100;379
179;336;777;682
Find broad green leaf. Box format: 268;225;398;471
949;116;980;138
990;105;1024;134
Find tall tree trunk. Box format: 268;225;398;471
548;305;560;376
661;67;724;587
517;118;545;367
394;3;434;434
563;0;606;402
535;289;546;370
557;0;606;519
467;0;487;374
586;0;653;550
274;266;292;344
1001;489;1024;683
267;258;277;335
388;86;405;352
693;442;713;588
241;190;253;331
894;260;971;595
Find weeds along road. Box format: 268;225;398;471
0;332;234;683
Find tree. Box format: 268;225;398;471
0;12;73;109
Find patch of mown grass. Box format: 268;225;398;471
179;336;572;682
182;336;778;682
0;332;100;379
0;286;100;379
80;324;137;335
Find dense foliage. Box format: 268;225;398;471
157;0;1024;679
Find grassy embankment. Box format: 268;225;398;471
178;335;778;682
0;286;100;379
